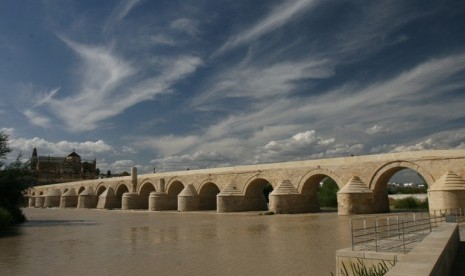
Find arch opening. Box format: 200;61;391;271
115;184;129;209
244;178;273;211
78;186;85;195
96;186;106;196
301;174;339;212
384;168;428;212
198;182;220;210
167;181;184;210
139;182;156;210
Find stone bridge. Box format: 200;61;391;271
28;150;465;215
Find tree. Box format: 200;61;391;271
0;132;34;229
0;132;11;168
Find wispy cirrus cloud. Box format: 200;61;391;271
26;37;202;131
104;0;143;34
193;58;333;109
213;0;320;57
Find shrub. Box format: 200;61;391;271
0;207;14;229
393;197;428;210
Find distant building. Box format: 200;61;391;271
30;148;97;185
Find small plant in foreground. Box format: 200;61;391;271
331;257;397;276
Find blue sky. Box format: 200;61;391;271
1;0;465;174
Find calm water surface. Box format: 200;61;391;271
0;208;352;275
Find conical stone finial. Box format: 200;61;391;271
178;184;198;197
218;185;242;196
338;176;372;194
430;171;465;191
270;180;298;195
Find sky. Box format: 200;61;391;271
1;0;465;175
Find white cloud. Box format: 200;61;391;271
122;146;137;154
23;109;52;129
366;125;386;135
8;136;113;160
250;130;361;164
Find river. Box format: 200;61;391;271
0;208;352;276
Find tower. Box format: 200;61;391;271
31;147;38;170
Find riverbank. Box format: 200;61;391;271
0;208;352;276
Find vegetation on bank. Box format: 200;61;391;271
390;197;428;210
0;131;34;230
387;185;427;194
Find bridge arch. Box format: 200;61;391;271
297;168;344;191
369;160;434;212
78;186;85;195
244;177;274;211
138;181;156;209
115;182;129;209
96;183;106;196
198;181;220;210
369;161;434;191
166;179;185;210
298;168;342;212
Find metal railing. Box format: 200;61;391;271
351;212;433;253
429;208;465;229
350;209;465;254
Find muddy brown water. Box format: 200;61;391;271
0;208;352;276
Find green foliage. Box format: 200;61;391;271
392;197;428;210
0;131;35;228
0;132;12;168
0;207;14;230
332;257;397;276
318;178;339;208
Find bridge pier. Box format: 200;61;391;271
428;171;465;211
217;185;245;212
28;196;35;207
148;191;168;211
35;195;44;208
60;188;78;208
77;187;98;208
269;180;305;214
97;187;117;209
337;176;375;215
44;189;61;208
122;192;140;209
178;184;199;211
